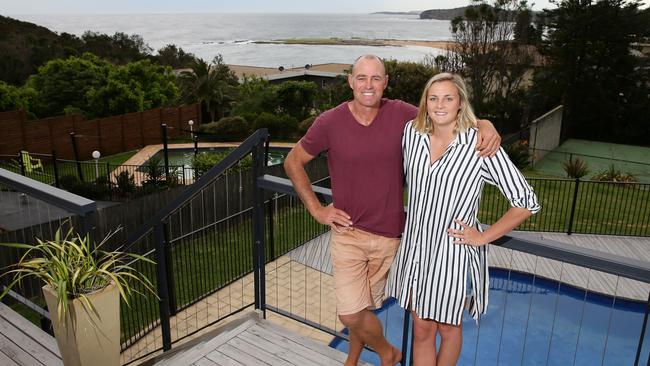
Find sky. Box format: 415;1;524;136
2;0;571;15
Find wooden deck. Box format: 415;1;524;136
0;302;62;366
149;312;371;366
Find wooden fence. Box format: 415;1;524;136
0;104;201;160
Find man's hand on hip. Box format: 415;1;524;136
312;204;353;233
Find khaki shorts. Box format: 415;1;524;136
330;228;401;315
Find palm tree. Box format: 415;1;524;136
179;55;238;123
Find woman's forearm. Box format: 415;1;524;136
479;207;532;245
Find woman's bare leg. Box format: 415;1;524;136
436;322;462;366
411;311;438;366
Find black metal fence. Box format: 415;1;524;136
0;168;96;332
479;178;650;236
0;152;193;202
256;172;650;366
3;130;650;365
115;130;331;364
4;149;649;238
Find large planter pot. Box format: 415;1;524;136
43;283;120;366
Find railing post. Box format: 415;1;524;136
163;222;178;316
69;132;84;181
267;193;275;261
153;223;172;351
52;150;60;188
161;124;170;182
635;291;650;366
401;308;412;366
251;133;267;318
567;178;580;235
18;151;26;176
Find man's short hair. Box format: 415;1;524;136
351;55;386;75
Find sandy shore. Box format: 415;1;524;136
256;38;455;50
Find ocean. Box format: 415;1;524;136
11;13;453;67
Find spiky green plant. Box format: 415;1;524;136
0;226;157;322
562;157;589;178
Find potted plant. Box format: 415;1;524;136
0;226;156;366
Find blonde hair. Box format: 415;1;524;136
412;73;477;134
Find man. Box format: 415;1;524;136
284;55;500;366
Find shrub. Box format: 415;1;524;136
61;176;111;201
197;116;250;141
191;150;251;179
298;116;317;135
562;157;589;178
143;156;165;185
115;171;136;196
592;165;638;184
59;175;81;191
252;112;298;140
503;140;530;169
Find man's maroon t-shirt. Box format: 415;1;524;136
300;99;417;238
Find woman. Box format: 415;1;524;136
387;73;540;366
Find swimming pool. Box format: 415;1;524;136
330;268;649;366
142;147;289;169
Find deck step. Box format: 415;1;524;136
151;313;372;366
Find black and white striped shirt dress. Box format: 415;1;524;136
387;123;540;325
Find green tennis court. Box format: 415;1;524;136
531;139;650;183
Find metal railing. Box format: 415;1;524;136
111;129;649;364
0;153;193;201
255;175;650;366
3;127;650;365
3;151;648;237
117;129;272;363
479;178;650;236
0;168;97;329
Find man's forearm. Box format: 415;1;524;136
285;160;323;216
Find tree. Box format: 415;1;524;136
154;44;197;69
383;60;439;105
276;80;319;120
535;0;649;144
110;60;179;110
316;75;351;110
179;55;239;123
231;76;279;118
26;53;111;118
26;54;179;119
0;81;34;113
81;31;152;64
439;0;534;131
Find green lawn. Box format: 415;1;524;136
0;151;137;185
477;178;650;236
94;150;137;165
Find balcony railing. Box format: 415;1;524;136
2;130;649;365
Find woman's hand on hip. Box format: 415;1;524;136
448;219;487;246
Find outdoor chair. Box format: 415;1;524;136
20;150;43;173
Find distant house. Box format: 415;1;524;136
227;63;350;87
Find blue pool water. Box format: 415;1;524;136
330;268;649;366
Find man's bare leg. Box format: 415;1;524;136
344;330;364;366
340;309;401;366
